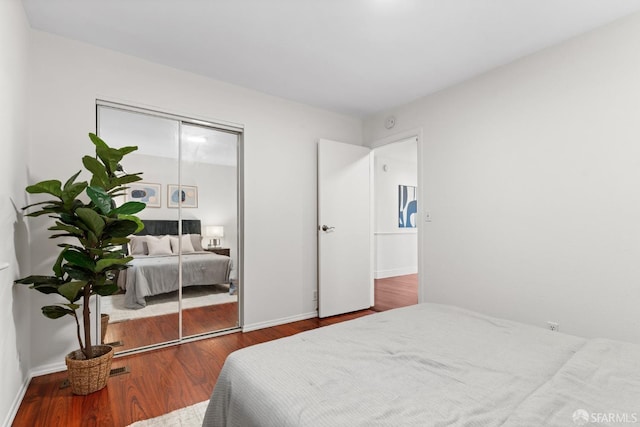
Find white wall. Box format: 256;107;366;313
27;30;362;371
373;148;418;278
364;12;640;344
0;1;32;425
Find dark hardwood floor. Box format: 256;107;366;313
13;275;417;426
373;273;418;312
105;302;238;352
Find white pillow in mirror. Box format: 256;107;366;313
147;235;172;255
189;234;204;252
170;234;195;253
128;235;148;255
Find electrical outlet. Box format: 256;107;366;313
313;291;318;301
547;321;559;332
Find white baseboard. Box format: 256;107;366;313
3;374;30;427
374;267;417;279
29;361;67;378
242;311;318;332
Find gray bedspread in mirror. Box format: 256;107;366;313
117;252;232;309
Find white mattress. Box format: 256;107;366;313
202;303;635;427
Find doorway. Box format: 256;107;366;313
371;136;419;311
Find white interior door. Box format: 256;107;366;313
318;139;371;318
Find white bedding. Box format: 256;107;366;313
503;338;640;426
203;304;608;427
117;251;232;309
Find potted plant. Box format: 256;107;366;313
15;133;145;395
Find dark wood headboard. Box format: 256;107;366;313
136;219;201;236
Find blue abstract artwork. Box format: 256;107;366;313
398;185;417;228
126;182;161;208
167;184;198;208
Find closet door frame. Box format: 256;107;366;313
95;99;244;356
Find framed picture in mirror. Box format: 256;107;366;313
125;182;161;208
167;184;198;208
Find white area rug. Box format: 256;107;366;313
102;285;237;323
128;400;209;427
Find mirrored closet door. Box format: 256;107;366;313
96;102;242;353
180;123;239;338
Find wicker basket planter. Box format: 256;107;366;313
65;345;114;395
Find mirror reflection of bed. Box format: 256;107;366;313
100;220;237;352
97;104;241;353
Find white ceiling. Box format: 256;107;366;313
22;0;640;117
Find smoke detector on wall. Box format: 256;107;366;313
385;116;396;129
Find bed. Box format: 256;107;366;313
117;220;232;309
203;303;640;427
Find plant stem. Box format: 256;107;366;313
73;311;84;356
82;284;92;359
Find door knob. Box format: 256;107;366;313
321;225;335;232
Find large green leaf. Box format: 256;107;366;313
104;219;139;237
58;281;86;302
49;233;78;240
63;265;93;281
75;207;105;236
22;200;60;210
61;181;88;208
26;180;62;197
59;213;76;224
110;201;145;216
118;214;144;233
91;175;110;190
32;284;63;295
86;186;112;215
83;155;106;175
15;275;58;285
87;247;105;258
82;156;109;187
57;243;85;251
95;256;132;272
94;274;106;287
26;207;61;217
63;250;96;271
86;230;98;246
63;170;82;189
88;132;108;150
117;146;138;156
49;222;84;236
53;249;66;278
18;276;67;295
111;174;143;187
42;305;74;319
93;283;119;296
96;146;123;176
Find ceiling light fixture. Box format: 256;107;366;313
185;135;206;143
